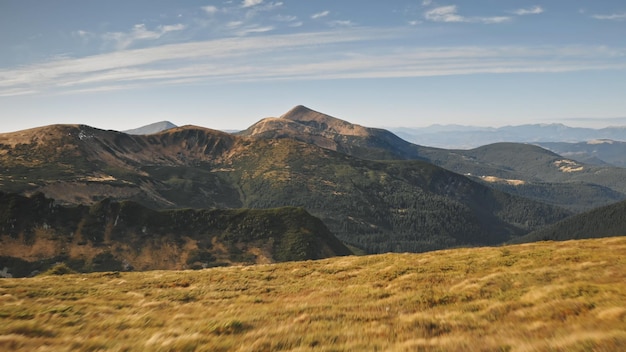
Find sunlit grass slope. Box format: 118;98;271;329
1;237;625;351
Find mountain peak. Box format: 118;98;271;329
279;105;369;136
280;105;326;121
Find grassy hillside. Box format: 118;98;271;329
1;237;625;351
510;199;626;244
0;192;351;277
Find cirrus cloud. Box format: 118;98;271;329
1;26;625;98
512;6;544;16
425;5;511;24
311;10;330;19
592;12;626;21
103;23;186;50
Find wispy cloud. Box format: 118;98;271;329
227;21;244;28
240;1;283;20
242;0;263;8
235;25;275;36
73;30;92;39
202;6;219;15
1;29;625;97
592;12;626;21
425;5;511;24
425;6;463;22
272;14;301;27
273;15;297;22
0;29;393;95
330;20;355;27
512;6;544;16
72;30;96;44
311;10;330;19
103;23;186;50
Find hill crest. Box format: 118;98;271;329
123;121;177;135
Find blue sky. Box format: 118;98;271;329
1;0;626;133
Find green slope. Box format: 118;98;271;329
0;192;351;277
510;199;626;244
218;138;570;252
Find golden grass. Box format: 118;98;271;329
1;237;625;351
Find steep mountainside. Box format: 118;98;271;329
241;106;626;211
0;192;351;277
239;105;430;161
509;199;626;244
0;122;570;253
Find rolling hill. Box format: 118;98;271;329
538;139;626;168
0;121;570;254
510;198;626;244
447;143;626;211
0;191;351;277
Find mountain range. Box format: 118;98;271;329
150;112;626;214
121;116;626;168
238;106;626;212
392;123;626;149
1;105;624;270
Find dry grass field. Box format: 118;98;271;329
1;237;625;351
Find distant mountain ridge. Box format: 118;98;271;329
537;140;626;168
123;121;177;135
391;123;626;149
